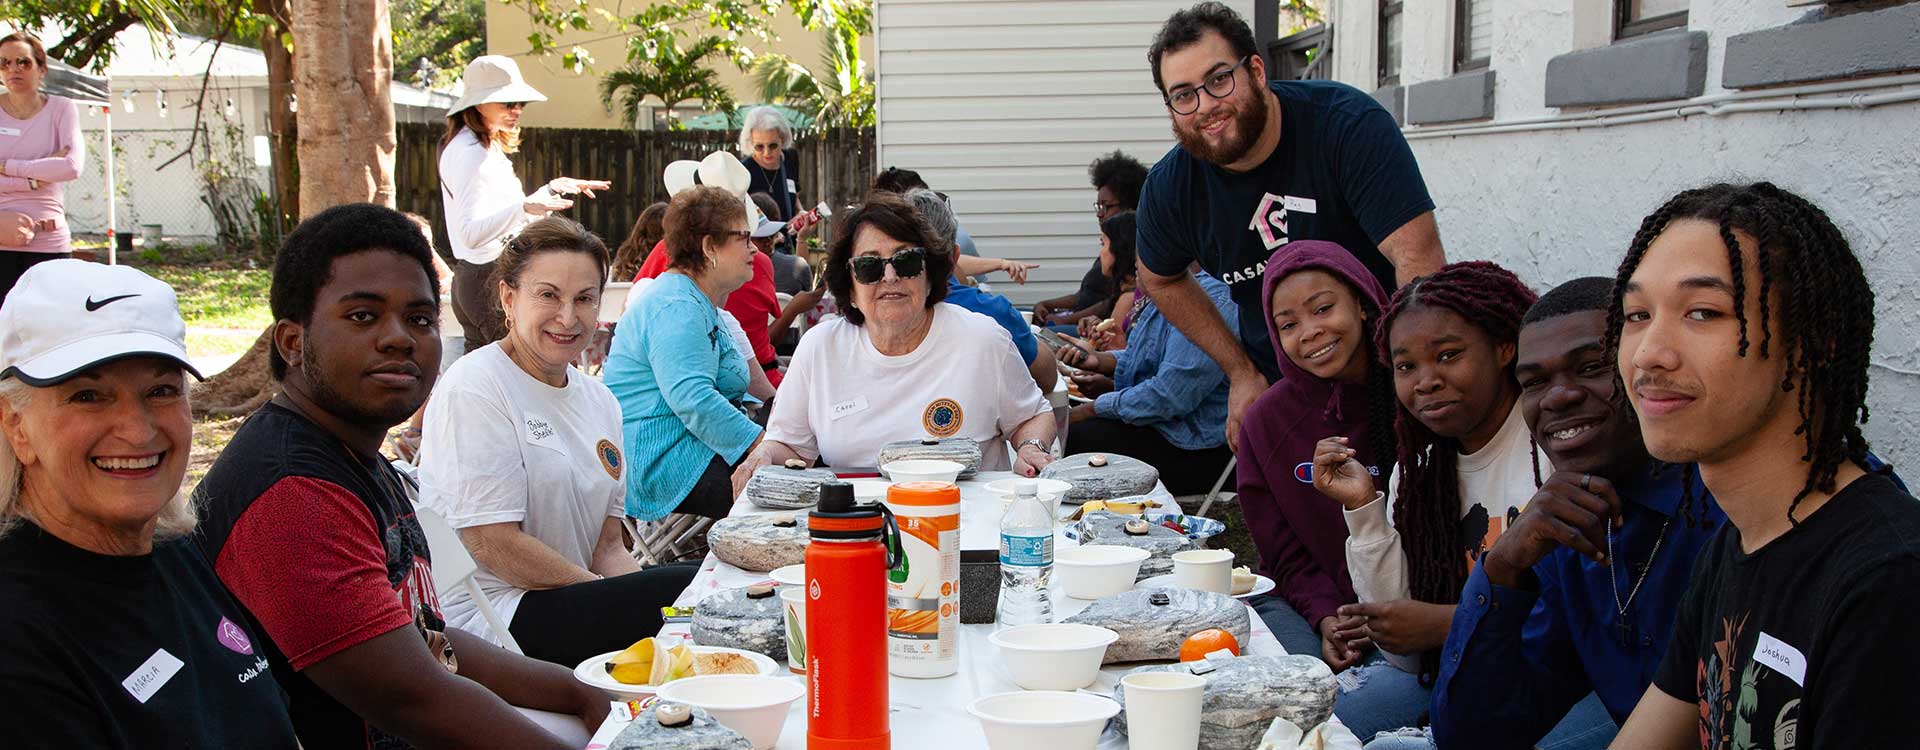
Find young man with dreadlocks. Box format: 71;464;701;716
1312;261;1546;740
1610;183;1920;749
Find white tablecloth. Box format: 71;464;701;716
587;472;1283;749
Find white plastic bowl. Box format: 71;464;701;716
967;690;1121;750
848;478;892;504
1054;544;1151;600
655;674;805;750
988;623;1119;690
768;563;806;587
881;459;964;484
984;477;1074;507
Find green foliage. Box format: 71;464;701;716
0;0;188;70
749;25;872;128
598;34;737;130
391;0;486;89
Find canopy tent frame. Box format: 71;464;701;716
43;60;114;263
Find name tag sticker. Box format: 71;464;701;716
1282;195;1318;214
0;126;22;137
123;648;186;704
786;178;798;195
830;395;870;421
1754;632;1806;687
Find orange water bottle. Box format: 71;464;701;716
805;481;894;750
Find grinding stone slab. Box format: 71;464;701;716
1076;510;1198;580
876;437;983;479
708;513;809;572
743;465;839;510
608;703;752;750
1041;453;1160;503
1063;586;1249;664
690;586;786;661
1112;654;1336;750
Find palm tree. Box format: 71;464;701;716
598;35;738;130
748;26;873;129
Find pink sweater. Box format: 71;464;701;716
0;95;84;254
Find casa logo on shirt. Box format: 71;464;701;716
597;438;622;480
215;616;253;655
1247;193;1320;252
922;398;964;438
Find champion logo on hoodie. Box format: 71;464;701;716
1294;462;1381;483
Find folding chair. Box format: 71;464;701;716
1195;455;1238;519
621;514;716;566
414;502;526;655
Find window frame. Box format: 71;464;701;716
1614;1;1688;40
1379;0;1403;87
1453;0;1490;73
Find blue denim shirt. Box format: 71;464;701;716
604;274;761;520
1092;273;1235;451
1430;456;1903;748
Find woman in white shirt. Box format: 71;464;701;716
1310;261;1548;739
417;216;693;668
438;55;608;354
734;192;1057;486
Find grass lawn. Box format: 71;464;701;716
144;264;274;357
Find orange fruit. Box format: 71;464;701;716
1179;629;1240;662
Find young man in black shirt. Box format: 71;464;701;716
1136;2;1446;451
1610;182;1920;749
1032;150;1147;329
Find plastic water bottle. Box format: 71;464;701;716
998;479;1054;626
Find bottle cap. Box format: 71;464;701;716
810;481;883;539
885;481;960;507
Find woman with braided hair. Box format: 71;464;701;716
1312;260;1548;740
1610;182;1920;749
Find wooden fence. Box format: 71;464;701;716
394;123;877;257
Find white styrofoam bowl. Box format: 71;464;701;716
1053;544;1151;600
768;563;806;587
968;690;1121;750
655;674;805;750
987;623;1119;691
848;478;892;504
984;477;1074;507
881;459;964;484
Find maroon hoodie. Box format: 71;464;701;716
1236;241;1392;630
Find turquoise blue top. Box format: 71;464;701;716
604;273;762;519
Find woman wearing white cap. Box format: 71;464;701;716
0;260;299;747
440;54;610;354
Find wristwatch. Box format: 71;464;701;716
1017;438;1050;454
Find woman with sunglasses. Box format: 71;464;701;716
736;192;1058;485
605;186;767;522
0;32;83;303
439;55;609;355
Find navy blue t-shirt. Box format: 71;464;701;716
1136;79;1434;381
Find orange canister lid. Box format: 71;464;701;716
885;481;960;507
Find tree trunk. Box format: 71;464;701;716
191;0;395;418
259;0;299;227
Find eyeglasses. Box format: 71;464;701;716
849;247;927;284
715;230;752;243
0;57;36;71
503;101;528;110
1094;201;1122;214
1165;56;1250;115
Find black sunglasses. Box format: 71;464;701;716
849;247;927;284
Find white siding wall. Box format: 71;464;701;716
876;0;1255;305
1321;0;1920;467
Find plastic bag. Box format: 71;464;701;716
1256;716;1364;750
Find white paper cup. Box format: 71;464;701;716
779;586;806;674
1123;671;1206;750
1170;549;1234;594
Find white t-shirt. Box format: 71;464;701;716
415;344;626;645
765;303;1050;471
1343;402;1549;671
438;129;558;264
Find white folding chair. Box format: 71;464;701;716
414;503;526;655
621;515;715;566
1195;455;1238;519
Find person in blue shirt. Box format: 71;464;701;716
1135;2;1446;453
903;188;1059;394
1055;211;1234;496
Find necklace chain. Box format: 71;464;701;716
1608;515;1672;620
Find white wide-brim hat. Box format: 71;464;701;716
446;55;548;116
663;151;752;197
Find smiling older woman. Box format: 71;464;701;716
0;261;298;748
736;192;1057;481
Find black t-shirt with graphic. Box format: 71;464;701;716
0;523;299;749
1653;471;1920;749
1136;79;1434;381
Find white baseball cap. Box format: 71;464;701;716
445;55;548;116
0;259;201;386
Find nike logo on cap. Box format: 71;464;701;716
85;294;139;311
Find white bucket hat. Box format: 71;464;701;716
0;259;201;386
446;55;548;116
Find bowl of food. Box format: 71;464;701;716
656;674;805;750
987;623;1119;690
572;638;777;701
1142;513;1227;543
984;477;1074;508
1053;544;1151;600
968;690;1121;750
880;459;964;484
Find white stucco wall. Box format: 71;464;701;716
1322;0;1920;467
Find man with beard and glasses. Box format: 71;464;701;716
1608;183;1920;749
1136;2;1445;452
193;204;608;749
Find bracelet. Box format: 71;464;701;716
1017;438;1050;454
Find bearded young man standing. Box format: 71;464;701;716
1135;2;1446;451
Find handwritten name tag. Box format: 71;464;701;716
1754;631;1806;687
1282;195;1318;214
123;649;186;704
830;395;870;421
